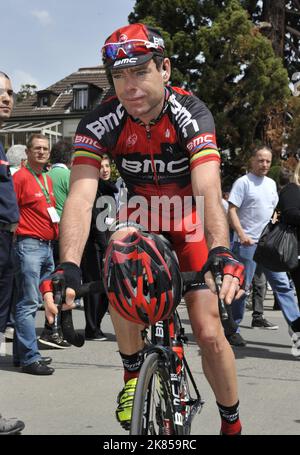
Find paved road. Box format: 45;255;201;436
1;293;299;435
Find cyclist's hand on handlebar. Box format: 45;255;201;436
202;247;245;304
39;262;82;324
42;288;76;324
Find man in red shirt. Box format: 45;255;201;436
13;134;59;375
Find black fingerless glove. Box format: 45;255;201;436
202;246;245;286
56;262;82;292
40;262;82;296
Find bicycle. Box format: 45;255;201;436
52;258;236;435
130;303;202;435
129;260;236;435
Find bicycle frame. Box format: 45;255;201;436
138;309;204;434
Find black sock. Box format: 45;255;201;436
217;401;242;435
120;351;144;382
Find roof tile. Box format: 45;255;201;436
11;66;110;119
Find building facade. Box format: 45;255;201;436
0;66;110;149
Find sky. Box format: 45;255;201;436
1;0;136;92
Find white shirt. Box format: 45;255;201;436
228;172;278;242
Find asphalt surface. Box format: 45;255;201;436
1;292;299;436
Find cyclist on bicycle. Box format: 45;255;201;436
41;23;244;435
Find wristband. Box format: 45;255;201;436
209;246;239;261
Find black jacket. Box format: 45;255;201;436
278;182;300;252
89;179;119;250
0;142;19;224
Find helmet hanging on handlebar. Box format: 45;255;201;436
103;230;182;325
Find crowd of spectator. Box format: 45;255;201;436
225;146;300;351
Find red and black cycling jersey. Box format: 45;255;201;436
73;86;220;201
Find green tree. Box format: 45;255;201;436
268;165;281;185
196;0;290;153
16;84;37;102
245;1;300;163
242;0;300;77
286;96;300;154
129;0;207;86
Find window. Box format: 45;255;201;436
39;95;49;107
73;84;89;110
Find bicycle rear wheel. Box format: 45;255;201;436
130;352;183;435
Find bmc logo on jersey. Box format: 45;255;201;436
122;157;189;174
86;103;124;141
186;133;216;152
168;94;199;138
74;135;104;151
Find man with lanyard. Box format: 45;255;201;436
13;133;59;375
38;139;73;348
0;71;25;434
41;24;245;434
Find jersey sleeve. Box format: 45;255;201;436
72;112;109;170
171;90;220;171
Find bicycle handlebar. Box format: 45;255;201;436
52;262;237;347
51;276;100;348
210;257;229;321
209;258;238;335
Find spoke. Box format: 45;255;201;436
146;371;174;434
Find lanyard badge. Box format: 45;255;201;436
26;164;60;223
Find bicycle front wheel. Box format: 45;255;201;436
130;352;183;435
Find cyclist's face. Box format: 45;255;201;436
111;58;170;124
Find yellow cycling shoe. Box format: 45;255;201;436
116;377;138;430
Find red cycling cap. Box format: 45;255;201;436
102;23;165;70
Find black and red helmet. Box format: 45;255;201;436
103;230;182;325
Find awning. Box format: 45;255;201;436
0;121;62;137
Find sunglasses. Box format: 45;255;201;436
102;39;164;62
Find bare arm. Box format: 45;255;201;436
59;164;99;265
228;203;254;245
191;161;243;302
191;161;229;249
